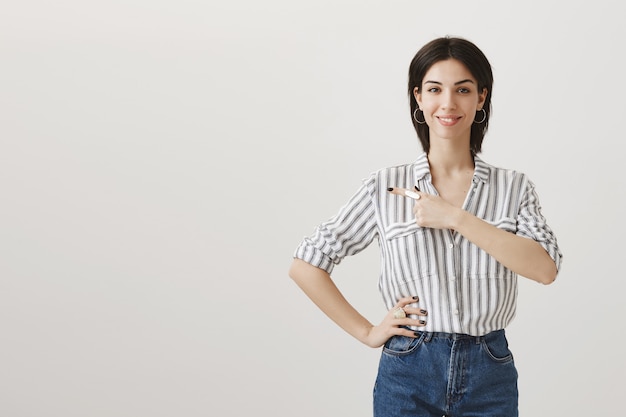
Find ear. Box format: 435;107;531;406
413;86;422;108
477;87;488;110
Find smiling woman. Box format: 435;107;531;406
409;37;493;157
414;60;487;146
289;36;562;417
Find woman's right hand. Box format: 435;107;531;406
289;259;428;349
361;296;428;348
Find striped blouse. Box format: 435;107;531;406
293;152;562;336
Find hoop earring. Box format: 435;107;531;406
474;108;486;124
413;108;426;125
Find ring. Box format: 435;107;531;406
393;307;406;319
404;190;421;200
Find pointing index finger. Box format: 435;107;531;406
387;187;421;200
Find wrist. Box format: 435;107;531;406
356;323;375;346
449;207;466;230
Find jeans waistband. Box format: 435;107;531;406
414;329;505;344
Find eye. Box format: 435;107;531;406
457;87;470;94
427;87;440;93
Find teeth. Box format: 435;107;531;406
440;118;455;122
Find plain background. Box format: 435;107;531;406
1;1;624;416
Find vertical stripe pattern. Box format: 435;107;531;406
293;153;562;336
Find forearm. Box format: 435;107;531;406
288;258;374;342
452;210;558;284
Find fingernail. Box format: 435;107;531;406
412;296;419;301
420;309;428;315
414;331;420;337
419;320;426;325
387;187;394;191
414;185;420;191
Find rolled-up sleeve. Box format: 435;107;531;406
293;179;378;274
516;178;563;272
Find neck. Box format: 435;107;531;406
427;144;474;174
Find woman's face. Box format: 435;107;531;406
414;58;487;146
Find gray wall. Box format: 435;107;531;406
1;1;622;416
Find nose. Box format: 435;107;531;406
441;90;456;110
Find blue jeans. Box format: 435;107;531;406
373;330;518;417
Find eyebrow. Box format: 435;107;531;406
424;79;475;85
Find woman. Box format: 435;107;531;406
289;36;562;417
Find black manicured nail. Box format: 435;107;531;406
419;320;426;325
420;309;428;315
414;185;420;191
387;187;394;191
414;331;420;337
412;296;419;301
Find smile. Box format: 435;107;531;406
436;116;462;126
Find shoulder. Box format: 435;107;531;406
476;157;530;185
475;157;543;204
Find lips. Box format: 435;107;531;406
436;115;462;126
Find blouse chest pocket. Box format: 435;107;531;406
384;220;421;240
382;221;436;283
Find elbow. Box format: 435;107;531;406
288;260;298;281
536;263;558;285
288;258;307;283
289;258;330;286
539;273;556;285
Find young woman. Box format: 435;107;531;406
289;36;562;417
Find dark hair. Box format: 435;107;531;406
408;37;493;155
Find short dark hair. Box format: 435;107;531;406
408;37;493;155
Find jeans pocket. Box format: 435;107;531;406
382;333;425;357
480;333;514;363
